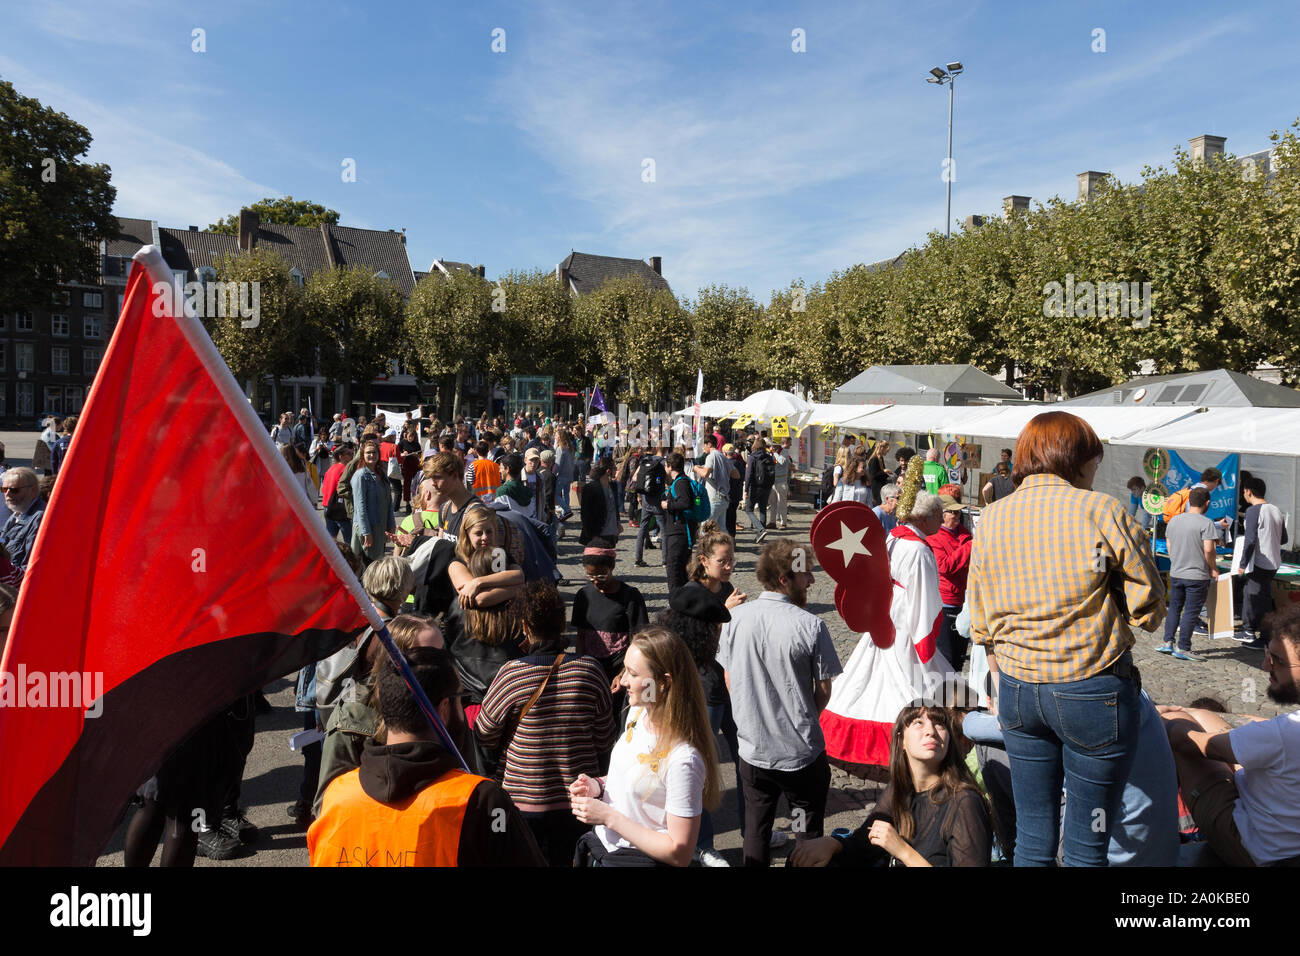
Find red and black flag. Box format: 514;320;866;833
0;246;384;865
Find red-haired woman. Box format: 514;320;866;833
965;411;1163;866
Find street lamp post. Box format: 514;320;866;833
926;61;964;238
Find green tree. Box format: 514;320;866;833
691;284;761;399
0;80;117;313
210;248;308;404
405;269;492;419
487;269;579;388
305;265;405;411
208;196;340;234
1210;121;1300;379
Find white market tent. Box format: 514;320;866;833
1110;407;1300;528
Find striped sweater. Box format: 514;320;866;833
474;652;618;812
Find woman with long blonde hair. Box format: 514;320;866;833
569;626;722;866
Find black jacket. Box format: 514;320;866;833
662;474;695;539
537;468;557;520
579;478;610;545
357;739;544;866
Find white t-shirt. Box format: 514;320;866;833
1230;711;1300;864
597;707;706;853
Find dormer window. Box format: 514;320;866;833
290;268;304;287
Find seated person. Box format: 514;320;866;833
1159;605;1300;866
791;703;992;867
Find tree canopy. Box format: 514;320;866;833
208;196;340;234
0;80;117;313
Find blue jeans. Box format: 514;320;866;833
1163;577;1210;651
325;516;348;541
997;662;1140;866
557;479;573;518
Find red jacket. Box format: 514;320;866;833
929;524;973;606
321;461;346;506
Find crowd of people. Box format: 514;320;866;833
23;403;1294;869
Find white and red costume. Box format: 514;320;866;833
820;522;952;766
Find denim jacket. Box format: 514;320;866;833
351;467;395;535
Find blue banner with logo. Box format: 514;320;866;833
1164;451;1238;522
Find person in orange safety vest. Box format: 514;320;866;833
308;645;544;867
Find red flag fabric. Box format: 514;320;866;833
0;246;383;865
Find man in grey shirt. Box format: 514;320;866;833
693;436;730;527
718;539;842;866
1237;476;1289;649
1160;486;1219;661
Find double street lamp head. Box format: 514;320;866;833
926;62;964;84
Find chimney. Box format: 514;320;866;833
188;225;198;231
1076;171;1107;203
400;227;406;246
237;209;259;251
476;264;485;278
556;263;570;289
1002;195;1030;216
1189;134;1226;163
963;215;985;231
649;256;662;276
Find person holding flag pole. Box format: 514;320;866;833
0;246;513;867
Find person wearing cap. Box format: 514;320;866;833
929;489;974;671
573;541;649;717
523;447;543;518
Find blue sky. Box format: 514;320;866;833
4;0;1298;303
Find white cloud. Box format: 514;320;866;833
0;56;279;229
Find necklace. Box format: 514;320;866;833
625;708;670;774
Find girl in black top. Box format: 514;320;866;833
791;704;992;867
867;440;892;503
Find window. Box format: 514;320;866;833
290;268;304;287
51;314;69;336
65;386;83;413
52;347;70;374
16;383;33;417
83;347;103;376
0;343;5;371
15;343;34;372
44;386;63;416
0;387;6;418
83;316;103;339
0;313;6;331
16;312;33;332
51;289;71;306
82;291;103;310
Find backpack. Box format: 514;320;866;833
672;475;712;523
820;463;837;504
1162;486;1192;523
756;451;776;488
638;457;667;498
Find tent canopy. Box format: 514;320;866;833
831;364;1023;406
1061;369;1300;408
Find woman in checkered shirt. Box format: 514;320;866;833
965;411;1164;867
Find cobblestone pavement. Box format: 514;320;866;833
97;490;1285;867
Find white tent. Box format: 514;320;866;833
1113;408;1300;529
728;389;813;422
672;399;741;419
